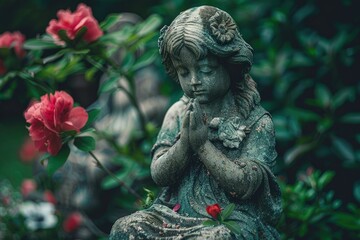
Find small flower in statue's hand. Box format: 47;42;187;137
206;203;222;220
46;3;103;45
24;91;88;156
204;203;241;235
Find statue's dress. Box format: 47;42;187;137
110;96;282;239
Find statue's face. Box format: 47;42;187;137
171;47;231;104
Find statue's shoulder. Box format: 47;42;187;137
245;104;272;128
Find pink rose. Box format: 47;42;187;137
0;31;26;58
46;3;103;45
21;179;37;197
63;212;82;233
24;91;88;155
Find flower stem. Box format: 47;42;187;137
88;151;142;200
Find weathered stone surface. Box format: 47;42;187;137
110;5;281;239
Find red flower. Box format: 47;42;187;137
206;203;222;220
46;3;103;45
19;137;40;162
43;190;57;205
21;179;37;197
0;59;5;75
63;212;82;233
0;31;26;58
24;91;88;155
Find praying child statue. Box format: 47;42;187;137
110;5;282;239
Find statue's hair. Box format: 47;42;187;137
159;6;260;119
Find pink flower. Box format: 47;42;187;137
19;137;40;162
206;203;222;220
24;91;88;155
173;203;181;212
21;179;37;197
0;31;26;58
43;190;57;205
46;3;103;45
63;212;82;233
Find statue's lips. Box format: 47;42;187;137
193;90;206;95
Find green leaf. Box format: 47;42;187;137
100;27;132;45
60;130;77;138
83;108;101;129
285;108;320;122
284;142;315;165
46;144;70;176
315;84;331;108
23;38;59;50
332;212;360;230
331;136;355;162
353;181;360;203
73;26;88;44
142;188;155;209
58;29;71;44
98;75;119;94
0;76;17;100
202;220;218;226
317;171;335;190
136;14;162;37
74;136;96;152
332;88;355;109
100;14;121;30
223;221;241;235
121;51;135;71
221;203;235;220
317;117;333;133
132;49;158;71
340;113;360;124
144;188;154;195
42;50;67;64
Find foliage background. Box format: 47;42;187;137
0;0;359;239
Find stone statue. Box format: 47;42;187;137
110;5;282;239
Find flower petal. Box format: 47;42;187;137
62;106;88;131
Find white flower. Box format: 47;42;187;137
19;201;57;231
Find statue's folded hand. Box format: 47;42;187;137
189;100;208;152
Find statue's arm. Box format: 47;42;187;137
150;102;192;187
198;115;276;200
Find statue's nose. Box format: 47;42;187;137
190;76;201;86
